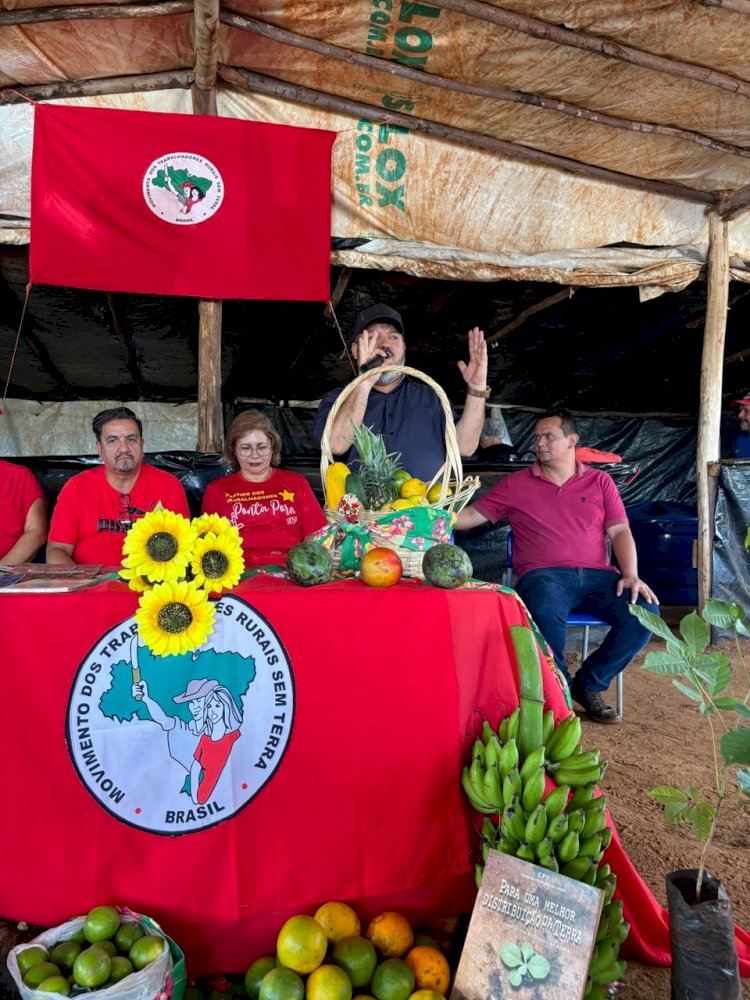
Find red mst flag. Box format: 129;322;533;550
30;104;336;300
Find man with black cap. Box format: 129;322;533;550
312;303;488;481
733;396;750;457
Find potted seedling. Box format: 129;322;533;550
629;597;750;999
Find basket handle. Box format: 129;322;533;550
319;364;463;509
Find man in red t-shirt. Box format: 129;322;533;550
456;408;659;724
47;407;190;567
0;459;48;564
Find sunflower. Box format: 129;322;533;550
136;579;215;657
191;530;244;594
122;509;197;582
192;512;229;538
119;563;152;593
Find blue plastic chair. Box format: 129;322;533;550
505;532;623;718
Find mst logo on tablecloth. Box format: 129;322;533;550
66;595;294;835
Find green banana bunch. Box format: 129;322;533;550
498;706;520;744
548;747;601;773
542;708;555;744
588;935;623;981
551;760;604;787
560;856;596;881
544;713;582;761
481;719;495;745
533;836;554;861
497;835;519;855
580;801;607;839
485;733;503;768
566;808;586;835
516;842;535;862
483;764;504;809
519;746;545;783
569;783;597;809
481;816;499;845
578;833;605;862
471;738;486;763
539;853;559;873
556;829;580;863
521;766;547;812
547;812;569;844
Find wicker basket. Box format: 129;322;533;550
318;364;480;575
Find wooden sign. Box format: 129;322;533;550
450;850;603;999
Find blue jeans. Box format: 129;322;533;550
516;568;659;693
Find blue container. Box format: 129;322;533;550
626;502;698;603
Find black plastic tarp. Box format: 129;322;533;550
712;463;750;609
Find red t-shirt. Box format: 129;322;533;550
48;463;190;566
0;459;45;561
473;461;628;579
194;729;240;804
201;468;327;567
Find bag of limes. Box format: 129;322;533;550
7;907;185;1000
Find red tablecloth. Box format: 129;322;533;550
0;577;747;976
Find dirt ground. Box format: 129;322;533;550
573;619;750;998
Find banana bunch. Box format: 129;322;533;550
463;706;628;991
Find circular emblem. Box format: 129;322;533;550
67;595;294;835
142;152;224;225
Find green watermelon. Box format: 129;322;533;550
286;540;334;586
422;543;473;589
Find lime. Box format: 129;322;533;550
73;946;111;988
37;976;71;996
108;956;134;983
17;946;48;976
314;902;361;943
259;967;305;1000
276;915;327;975
49;941;82;971
83;906;120;943
371;959;415;1000
244;956;277;1000
412;935;439;951
97;940;118;957
129;935;165;970
306;964;353;1000
23;963;61;988
68;930;87;945
115;922;145;953
332;937;377;988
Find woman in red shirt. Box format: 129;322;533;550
201;410;326;568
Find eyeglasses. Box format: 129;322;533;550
237;443;271;456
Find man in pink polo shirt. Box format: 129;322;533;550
456;408;659;723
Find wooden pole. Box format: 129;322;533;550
197;300;223;452
697;211;729;607
193;0;222;452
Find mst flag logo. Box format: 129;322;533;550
143;152;224;224
66;595;294;835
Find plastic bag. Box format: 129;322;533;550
8;910;186;1000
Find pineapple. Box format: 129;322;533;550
350;421;401;509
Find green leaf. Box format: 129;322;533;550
686;786;705;803
629;605;676;643
694;654;732;695
686;802;715;841
664;801;689;823
508;968;524;987
642;650;689;676
520;942;535;963
712;697;750;719
736;769;750;796
721;728;750;765
680;611;709;655
701;600;738;629
672;679;703;702
650;786;687;804
499;942;523;968
527;954;550;980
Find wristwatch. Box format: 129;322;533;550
466;385;491;399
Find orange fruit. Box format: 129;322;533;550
408;992;445;1000
259;967;305;1000
24;963;61;989
314;902;361;943
359;548;403;589
399;479;426;501
245;956;277;1000
129;935;165;970
277;915;328;974
371;959;415;1000
83;906;120;943
306;964;353;1000
366;913;414;959
404;948;450;994
73;947;111;988
332;937;377;988
17;946;48;976
426;483;453;505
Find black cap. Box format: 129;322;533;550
353;303;404;339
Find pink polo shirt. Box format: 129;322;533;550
473;461;628;579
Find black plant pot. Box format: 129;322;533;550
665;868;741;999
